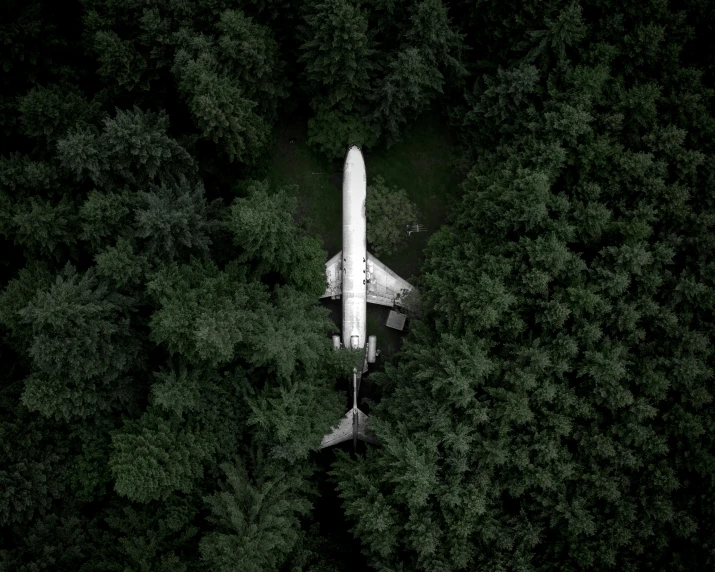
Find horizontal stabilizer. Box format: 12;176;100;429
320;410;352;448
319;408;380;449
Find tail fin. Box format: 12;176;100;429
319;366;380;451
319;407;379;450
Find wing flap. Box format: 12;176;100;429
366;252;414;307
321;250;343;299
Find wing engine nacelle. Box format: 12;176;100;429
367;335;377;363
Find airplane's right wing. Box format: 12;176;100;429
366;252;414;307
319;410;353;448
321;250;342;299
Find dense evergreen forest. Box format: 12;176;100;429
1;0;715;569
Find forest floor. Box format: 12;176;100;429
265;110;460;360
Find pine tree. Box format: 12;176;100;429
216;9;289;120
57;107;196;191
134;176;219;262
224;180;328;297
371;47;444;145
18;264;141;421
199;460;312;572
306;103;380;160
172;47;270;164
402;0;467;82
298;0;379;111
146;258;258;367
366;175;421;257
109;407;213;503
10;195;80;261
18;84;101;147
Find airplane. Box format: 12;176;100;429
319;144;414;451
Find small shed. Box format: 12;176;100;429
385;310;407;331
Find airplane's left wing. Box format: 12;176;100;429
321;250;342;299
366;252;414;307
319;410;353;448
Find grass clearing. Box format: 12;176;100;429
265;110;459;359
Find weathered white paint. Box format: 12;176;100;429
341;145;367;349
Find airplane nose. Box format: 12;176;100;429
347;145;363;162
344;145;363;171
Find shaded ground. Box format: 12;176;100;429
265;119;343;254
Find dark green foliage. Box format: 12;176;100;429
0;511;97;572
100;495;200;571
371;47;444;145
403;0;467;81
79;188;135;252
109;407;213;503
224;180;328;297
18;84;101;145
170;7;287;163
0;400;66;528
287;523;345;572
18;264;141;421
522;2;587;64
199;460;312;572
0;0;68;139
332;1;715;570
94;237;150;288
307;103;380;159
368;0;466;145
300;0;466;156
0;154;60;196
0;260;54;351
149;363;205;418
298;0;382;158
224;181;298;269
134;177;219;261
93;30;149;92
366;175;421;257
173;48;270;164
2;0;715;569
58;107;196;190
215;9;289;119
247;285;336;381
147;258;256;367
10;195;80;261
299;0;378;111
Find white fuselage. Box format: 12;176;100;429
342;146;367;350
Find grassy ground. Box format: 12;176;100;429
265;111;459;360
